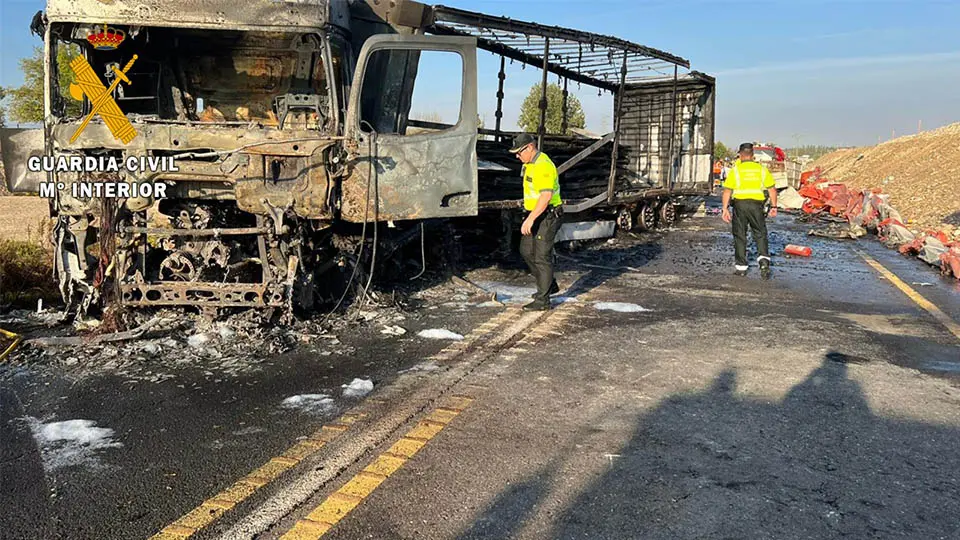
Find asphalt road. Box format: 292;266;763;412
3;208;959;540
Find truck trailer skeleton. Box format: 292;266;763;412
1;0;714;317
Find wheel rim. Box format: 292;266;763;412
616;207;633;231
638;204;656;230
660;202;676;224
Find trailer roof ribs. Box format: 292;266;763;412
428;5;690;91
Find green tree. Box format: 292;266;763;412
0;86;6;127
518;82;586;135
714;141;733;160
7;45;82;123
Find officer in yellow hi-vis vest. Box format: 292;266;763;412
510;133;563;311
722;143;778;279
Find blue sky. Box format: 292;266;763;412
2;0;958;147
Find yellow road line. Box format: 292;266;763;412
279;395;474;539
150;413;365;539
0;327;22;363
858;251;960;341
152;308;514;539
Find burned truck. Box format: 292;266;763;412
1;0;713;317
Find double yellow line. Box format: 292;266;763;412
280;395;474;539
152;308;521;539
152;413;367;539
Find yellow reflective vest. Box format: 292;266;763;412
522;152;562;211
722;160;775;201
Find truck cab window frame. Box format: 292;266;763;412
46;23;335;131
356;48;465;136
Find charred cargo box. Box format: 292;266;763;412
617;73;716;198
426;5;715;233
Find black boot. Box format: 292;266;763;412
759;259;772;280
522;300;551;311
531;280;560;298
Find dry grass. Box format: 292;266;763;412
0;196;52;243
0;196;58;307
0;238;59;308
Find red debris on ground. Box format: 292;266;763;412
784;245;813;257
941;246;960;280
811;123;960;229
899;230;950;257
792;167;959;280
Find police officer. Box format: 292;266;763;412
721;143;778;279
510;133;563;311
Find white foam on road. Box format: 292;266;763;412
27;418;122;472
380;325;407;336
594;302;653;313
474;280;578;306
474;281;537;304
342;378;374;398
398;361;443;374
280;394;335;414
417;329;464;340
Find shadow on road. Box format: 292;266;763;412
460;352;960;539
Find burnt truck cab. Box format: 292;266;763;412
12;0;477;314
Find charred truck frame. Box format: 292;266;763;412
1;0;713;317
427;6;716;235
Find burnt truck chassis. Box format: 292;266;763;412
7;0;712;317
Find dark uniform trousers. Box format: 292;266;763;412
732;199;770;267
519;206;562;302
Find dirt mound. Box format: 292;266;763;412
811;123;960;229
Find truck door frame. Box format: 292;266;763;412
340;34;479;222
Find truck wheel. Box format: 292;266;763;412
636;203;657;231
616;206;634;231
659;201;677;225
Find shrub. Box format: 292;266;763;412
0;239;59;308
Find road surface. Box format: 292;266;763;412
2;207;959;539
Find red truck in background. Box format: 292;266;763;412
752;143;801;190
